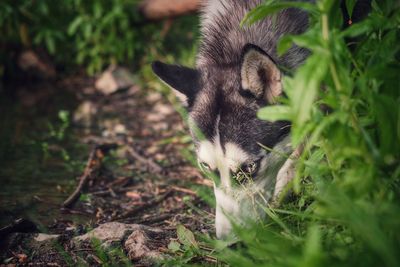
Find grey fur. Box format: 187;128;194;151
190;0;309;158
197;0;309;68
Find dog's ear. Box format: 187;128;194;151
152;61;200;107
240;44;282;103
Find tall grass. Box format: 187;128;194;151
209;1;400;266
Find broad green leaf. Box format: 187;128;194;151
83;23;93;39
168;240;181;252
242;1;317;26
68;16;83;35
45;35;56;54
345;0;357;18
316;0;335;13
301;225;322;266
176;225;198;249
291;52;329;125
340;20;372;38
291;120;314;147
257;105;292;122
289;28;324;51
277;35;294;56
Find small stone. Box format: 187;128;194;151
124;226;165;262
100;118;125;137
34;233;59;242
65;226;76;231
146;144;159;155
153;102;174;116
125;191;141;200
95;66;135;95
82;86;96;95
145;91;163;103
114;124;127;135
73;100;97;127
17;253;28;263
17;50;56;79
73;222;138;248
154;153;166;161
72;222;167;263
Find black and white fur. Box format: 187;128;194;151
152;0;310;238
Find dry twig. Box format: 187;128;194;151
139;0;201;20
126;146;163;174
170;186;197;196
115;190;172;220
62;146;102;208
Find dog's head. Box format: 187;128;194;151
152;44;292;238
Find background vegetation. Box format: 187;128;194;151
0;0;198;75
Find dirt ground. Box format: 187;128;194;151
0;74;215;266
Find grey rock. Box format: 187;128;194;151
34;233;60;242
73;222;134;248
95;66;135;95
124;226;165;261
73;222;167;263
73;100;97;127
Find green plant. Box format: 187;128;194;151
201;1;400;267
163;225;222;266
0;0;162;74
66;0;148;74
90;238;133;267
47;110;70;141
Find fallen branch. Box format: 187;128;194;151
115;190;173;220
126;146;163;174
139;0;201;20
136;213;175;225
62;146;103;208
89;186;138;196
60;208;93;215
170;185;197;196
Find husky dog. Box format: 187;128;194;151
152;0;309;238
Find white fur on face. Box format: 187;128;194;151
196;133;294;239
224;143;252;173
197;139;251;188
197;138;255;239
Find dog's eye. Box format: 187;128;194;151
199;162;212;172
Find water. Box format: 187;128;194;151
0;81;91;228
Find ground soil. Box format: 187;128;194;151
0;74;215;266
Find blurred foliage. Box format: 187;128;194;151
0;0;198;75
